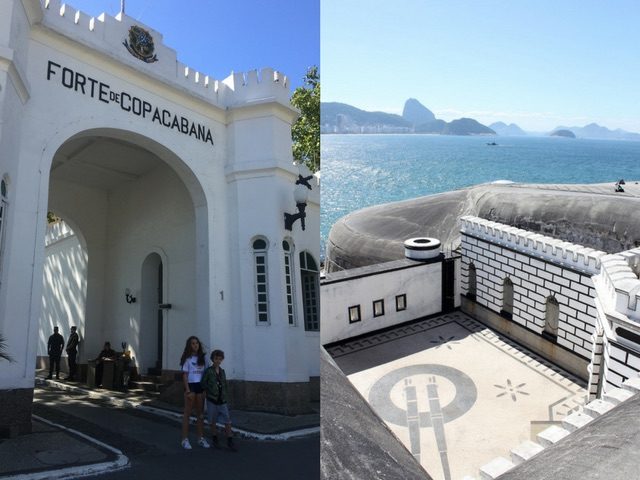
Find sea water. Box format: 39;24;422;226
321;134;640;258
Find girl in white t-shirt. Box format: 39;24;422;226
179;336;209;449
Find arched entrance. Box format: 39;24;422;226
42;129;209;378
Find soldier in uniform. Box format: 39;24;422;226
65;326;80;381
46;326;64;379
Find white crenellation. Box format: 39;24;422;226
597;250;640;321
461;216;606;274
40;1;290;109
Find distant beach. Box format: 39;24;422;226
321;134;640;258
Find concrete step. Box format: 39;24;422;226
479;457;515;480
129;380;163;392
127;388;161;398
622;377;640;393
562;411;594;432
583;399;615;417
603;387;635;405
536;424;571;447
510;440;544;465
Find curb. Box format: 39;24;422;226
2;415;129;480
37;379;320;440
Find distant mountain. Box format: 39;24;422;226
321;102;411;134
402;98;436;126
490;122;527;136
321;100;495;136
552;123;640;141
415;119;447;134
550;129;576;138
444;118;495;136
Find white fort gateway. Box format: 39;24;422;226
0;0;319;436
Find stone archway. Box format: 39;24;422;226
43;129;210;378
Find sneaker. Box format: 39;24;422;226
211;436;221;449
181;438;192;450
197;437;210;448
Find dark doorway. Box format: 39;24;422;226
141;253;163;375
155;262;163;373
442;258;456;313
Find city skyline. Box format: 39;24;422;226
321;0;640;132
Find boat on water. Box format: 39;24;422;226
486;142;498;146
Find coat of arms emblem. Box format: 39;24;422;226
123;25;158;63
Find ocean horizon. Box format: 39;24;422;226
321;134;640;259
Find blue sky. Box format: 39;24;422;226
67;0;319;90
322;0;640;132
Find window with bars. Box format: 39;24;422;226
253;238;269;324
283;240;296;326
299;251;319;331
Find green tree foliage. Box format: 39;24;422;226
47;211;61;224
291;66;320;172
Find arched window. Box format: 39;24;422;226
299;251;319;331
502;277;514;319
253;238;270;324
467;262;477;300
0;177;8;280
283;240;296;326
543;296;559;341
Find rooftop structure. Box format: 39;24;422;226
322;184;640;479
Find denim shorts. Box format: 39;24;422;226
206;399;231;425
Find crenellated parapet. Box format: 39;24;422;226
40;1;291;109
460;216;606;275
220;68;290;107
597;250;640;322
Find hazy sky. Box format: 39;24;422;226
322;0;640;132
67;0;319;90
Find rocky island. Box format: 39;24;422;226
550;129;576;138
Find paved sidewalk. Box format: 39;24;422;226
0;378;319;479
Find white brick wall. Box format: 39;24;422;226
460;217;601;360
602;340;640;391
461;215;640;403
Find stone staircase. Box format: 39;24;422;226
477;377;640;480
126;373;170;399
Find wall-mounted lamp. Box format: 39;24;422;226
284;174;313;231
125;288;136;304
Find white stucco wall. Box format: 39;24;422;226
321;260;443;345
39;221;87;360
0;0;319;395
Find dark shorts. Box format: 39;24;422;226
188;382;204;394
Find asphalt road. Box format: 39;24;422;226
33;388;320;479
